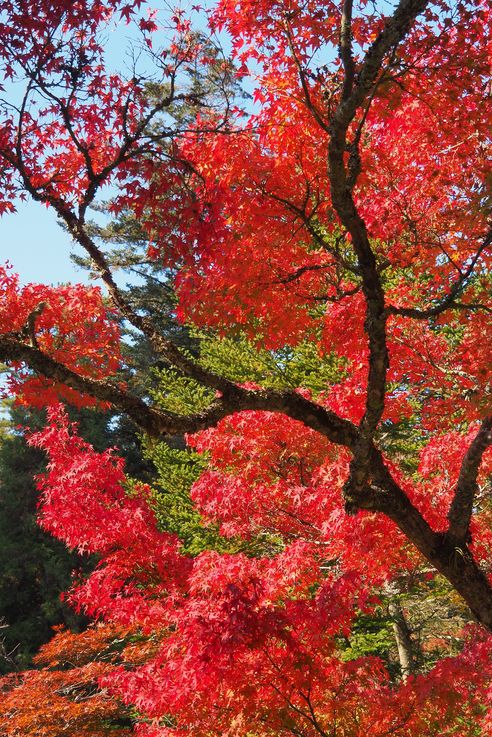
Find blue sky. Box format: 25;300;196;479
0;200;89;286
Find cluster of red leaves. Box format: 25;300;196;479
360;6;490;272
19;407;491;736
0;265;120;407
189;411;417;583
173;105;335;349
2;622;489;737
162;2;491;429
0;0;490;734
29;406;191;628
0;0;198;218
415;430;492;563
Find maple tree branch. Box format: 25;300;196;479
447;416;492;544
0;332;359;446
298;690;331;737
352;448;492;631
283;20;329;133
339;0;355;101
0;333;189;436
341;0;430;122
299;283;361;303
271;263;333;285
451;301;492;315
267;673;329;737
265;190;359;274
328;0;431;495
386;228;492;320
328;0;431;195
35;82;96;181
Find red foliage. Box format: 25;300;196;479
0;265;120;406
18;407;490;735
0;0;490;735
0;624;152;737
29;406;192;628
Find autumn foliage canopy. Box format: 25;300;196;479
0;0;491;734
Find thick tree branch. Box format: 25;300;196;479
353;449;492;631
339;0;355;101
328;0;430;495
337;0;430;125
0;333;193;436
0;333;359;447
388;599;416;681
447;416;492;544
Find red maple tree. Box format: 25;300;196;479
0;0;490;734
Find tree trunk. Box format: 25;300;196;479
388;600;415;681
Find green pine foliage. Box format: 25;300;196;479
150;368;216;416
195;330;342;395
339;609;397;673
142;365;227;554
141;440;227;555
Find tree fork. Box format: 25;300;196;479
367;454;492;632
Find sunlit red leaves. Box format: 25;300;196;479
414;430;492;561
105;546;388;735
398;629;492;737
108;626;492;737
3;620;489;737
0;265;120;407
189;411;419;583
0;0;490;735
28;405;191;628
20;403;492;737
0;1;194;214
172;124;336;349
385;309;492;427
358;5;491;278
